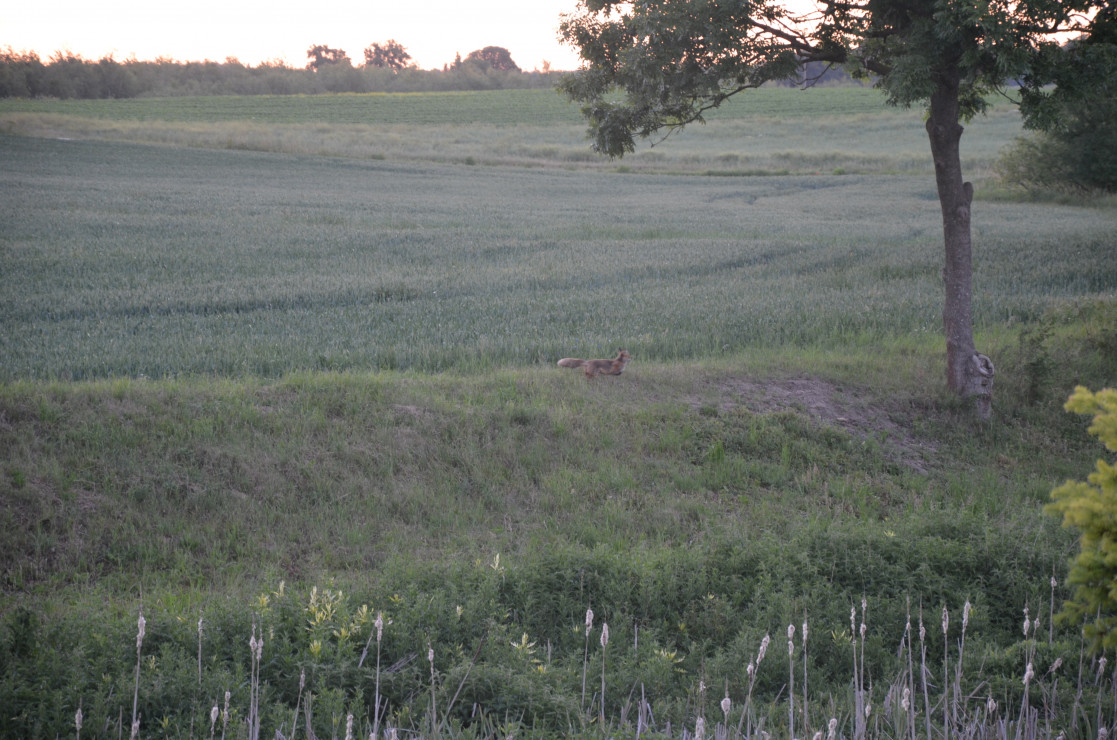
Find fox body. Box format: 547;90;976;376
557;350;631;378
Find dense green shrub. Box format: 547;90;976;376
1000;43;1117;194
1047;386;1117;650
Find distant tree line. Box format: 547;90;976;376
0;43;559;99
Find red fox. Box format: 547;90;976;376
557;350;631;378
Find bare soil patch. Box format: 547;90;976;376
691;376;936;472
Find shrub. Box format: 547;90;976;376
1046;386;1117;650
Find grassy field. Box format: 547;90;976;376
2;121;1113;382
1;88;1117;738
0;86;1025;172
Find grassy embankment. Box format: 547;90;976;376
1;87;1116;738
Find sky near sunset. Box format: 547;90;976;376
1;0;584;71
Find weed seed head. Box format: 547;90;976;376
828;717;838;739
942;605;949;636
1023;606;1031;637
210;704;218;730
758;634;770;664
75;707;82;733
986;696;997;714
695;715;705;740
586;608;594;635
136;612;146;652
721;695;731;719
601;621;609;647
375;611;384;643
963;600;971;631
1024;662;1035;685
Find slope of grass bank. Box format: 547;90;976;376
3;328;1115;737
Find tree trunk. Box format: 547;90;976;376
925;70;995;419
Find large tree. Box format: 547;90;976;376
305;45;351;71
560;0;1109;418
465;46;522;72
364;40;412;71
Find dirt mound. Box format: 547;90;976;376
693;377;935;472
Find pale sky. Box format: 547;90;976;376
1;0;585;71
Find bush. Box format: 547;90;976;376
1002;42;1117;194
1046;386;1117;650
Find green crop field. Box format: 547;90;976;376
2;88;1109;382
0;87;916;125
1;88;1116;739
0;86;1025;172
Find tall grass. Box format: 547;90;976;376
34;578;1117;739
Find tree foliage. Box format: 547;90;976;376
464;46;521;73
1047;387;1117;652
558;0;1101;153
306;45;352;71
999;18;1117;193
0;50;552;98
364;40;412;71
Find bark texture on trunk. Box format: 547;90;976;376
926;71;995;419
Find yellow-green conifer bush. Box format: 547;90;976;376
1047;386;1117;650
